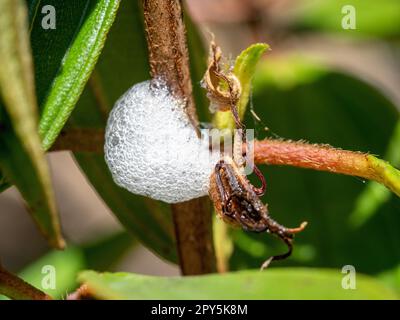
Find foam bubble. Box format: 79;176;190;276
104;79;219;203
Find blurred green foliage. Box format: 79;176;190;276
0;0;399;300
293;0;400;38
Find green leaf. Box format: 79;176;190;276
213;216;234;272
68;0;208;263
25;0;121;150
78;268;398;299
213;43;268;130
0;0;63;248
0;0;120;191
292;0;400;38
230;56;400;286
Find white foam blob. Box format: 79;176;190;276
104;79;220;203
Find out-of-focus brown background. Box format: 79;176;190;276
1;0;399;275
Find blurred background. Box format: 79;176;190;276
1;0;400;294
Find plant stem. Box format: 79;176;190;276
254;139;400;197
143;0;198;130
253;139;375;177
171;198;216;275
51;128;104;153
0;263;51;300
50;128;400;197
142;0;216;275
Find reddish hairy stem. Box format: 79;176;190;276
254;139;375;180
51;130;379;183
51;130;380;179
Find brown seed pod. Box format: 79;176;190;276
209;156;307;269
204;38;306;269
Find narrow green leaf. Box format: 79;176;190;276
213;43;268;130
79;268;398;299
28;0;121;150
213;216;233;272
0;0;63;248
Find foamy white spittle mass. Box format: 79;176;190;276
104;79;219;203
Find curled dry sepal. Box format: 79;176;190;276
202;39;241;112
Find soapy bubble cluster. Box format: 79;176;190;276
104;80;220;203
